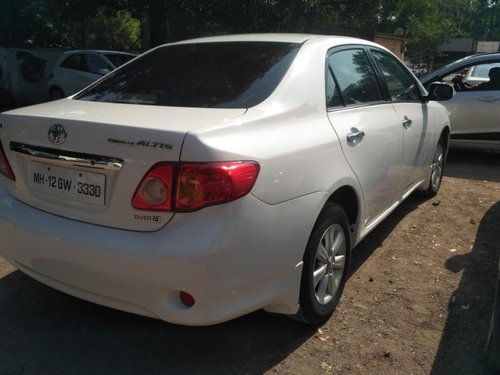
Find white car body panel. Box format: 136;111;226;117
0;34;451;325
392;102;436;192
1;100;246;230
444;90;500;136
328;104;403;227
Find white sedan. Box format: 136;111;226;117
0;34;452;326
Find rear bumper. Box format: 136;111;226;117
0;181;326;325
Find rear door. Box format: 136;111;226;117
326;47;403;227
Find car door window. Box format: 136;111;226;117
325;69;342;107
371;50;420;101
469;64;500;91
83;54;112;75
328;49;382;106
60;54;84;71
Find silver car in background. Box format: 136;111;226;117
420;53;500;143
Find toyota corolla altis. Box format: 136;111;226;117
0;34;452;325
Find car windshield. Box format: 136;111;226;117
102;53;136;68
75;42;301;108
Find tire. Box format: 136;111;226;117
296;203;351;325
48;86;65;101
418;141;445;198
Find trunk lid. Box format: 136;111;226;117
0;99;246;231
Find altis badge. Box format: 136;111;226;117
108;138;172;150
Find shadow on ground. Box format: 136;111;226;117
446;143;500;182
0;271;315;375
431;202;500;375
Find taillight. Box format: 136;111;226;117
132;161;259;212
132;163;175;210
176;161;260;211
0;140;15;181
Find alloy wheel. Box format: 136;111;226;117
313;223;347;305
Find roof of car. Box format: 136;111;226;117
174;33;372;46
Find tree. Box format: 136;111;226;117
85;8;140;50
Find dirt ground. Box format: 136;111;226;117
0;143;499;375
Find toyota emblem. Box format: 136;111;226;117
48;124;67;145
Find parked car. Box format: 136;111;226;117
0;34;452;326
47;50;136;100
486;259;500;371
420;53;500;142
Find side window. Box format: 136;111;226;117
371;50;420;101
60;54;83;71
328;49;382;106
83;54;112;75
442;63;500;91
326;69;342;107
466;63;500;91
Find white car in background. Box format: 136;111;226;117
47;50;136;100
0;34;452;326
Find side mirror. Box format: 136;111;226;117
426;82;454;101
98;68;111;76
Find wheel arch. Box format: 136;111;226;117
326;185;360;229
440;126;451;155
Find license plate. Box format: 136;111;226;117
29;162;106;206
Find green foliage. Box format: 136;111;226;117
85;8;140;50
0;0;500;61
0;0;140;49
377;0;500;61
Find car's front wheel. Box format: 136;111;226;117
296;203;351;325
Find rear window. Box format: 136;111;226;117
102;53;135;67
75;42;301;108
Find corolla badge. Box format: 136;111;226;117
48;124;67;145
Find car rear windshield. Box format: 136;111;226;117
102;53;136;67
75;42;301;108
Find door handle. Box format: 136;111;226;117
402;116;412;129
346;128;365;145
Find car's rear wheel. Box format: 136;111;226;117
419;141;445;198
49;86;65;101
296;203;351;325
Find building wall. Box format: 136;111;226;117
375;35;405;60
